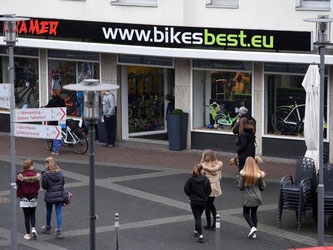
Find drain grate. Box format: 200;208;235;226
0;197;10;203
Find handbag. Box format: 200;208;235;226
62;189;73;207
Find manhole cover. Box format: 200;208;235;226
0;197;10;203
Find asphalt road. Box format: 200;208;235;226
0;155;332;250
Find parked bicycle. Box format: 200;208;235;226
45;119;88;154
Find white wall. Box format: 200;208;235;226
3;0;332;35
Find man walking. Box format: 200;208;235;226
102;90;116;148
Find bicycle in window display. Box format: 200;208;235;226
205;102;240;129
271;96;327;136
14;68;39;108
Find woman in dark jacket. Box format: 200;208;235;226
237;117;255;173
45;89;66;156
184;164;211;243
41;157;65;239
16;159;40;240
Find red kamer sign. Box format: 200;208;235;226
15;19;59;36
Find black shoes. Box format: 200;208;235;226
103;144;115;148
203;225;215;231
197;237;204;243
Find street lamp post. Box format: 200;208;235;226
304;15;333;246
0;14;29;250
63;79;119;250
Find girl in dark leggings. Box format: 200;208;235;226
239;156;265;239
16;159;41;240
23;207;37;234
184;164;211;243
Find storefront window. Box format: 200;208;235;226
193;60;253;132
128;66;165;133
0;50;39;110
264;63;328;138
48;50;100;117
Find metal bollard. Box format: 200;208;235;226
115;213;119;250
215;214;220;250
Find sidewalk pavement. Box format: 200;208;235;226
0;133;296;181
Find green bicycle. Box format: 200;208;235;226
205;103;240;129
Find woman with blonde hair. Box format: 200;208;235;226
200;149;222;231
239;156;266;239
41;157;65;239
184;164;211;243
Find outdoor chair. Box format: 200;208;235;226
324;164;333;216
278;157;317;231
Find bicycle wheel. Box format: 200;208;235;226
71;130;88;154
27;89;39;108
271;108;298;134
128;107;133;119
215;114;228;127
45;139;53;151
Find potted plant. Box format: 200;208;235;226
167;109;188;151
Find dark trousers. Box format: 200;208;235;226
238;159;245;173
104;115;116;145
22;207;36;234
205;197;216;228
243;206;258;228
190;203;206;235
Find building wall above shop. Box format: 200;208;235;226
2;0;332;35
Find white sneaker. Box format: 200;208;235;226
31;227;37;239
252;233;256;239
24;234;31;240
248;227;257;238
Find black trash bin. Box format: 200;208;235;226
97;120;107;144
167;112;188;151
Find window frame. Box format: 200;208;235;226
110;0;158;7
191;62;254;135
295;0;331;10
263;64;330;142
206;0;239;9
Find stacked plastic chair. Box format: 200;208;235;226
324;164;333;216
278;157;317;231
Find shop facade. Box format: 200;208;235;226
0;16;332;161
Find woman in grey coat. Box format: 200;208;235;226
239;156;266;239
41;157;65;239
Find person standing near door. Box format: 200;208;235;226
102;90;116;148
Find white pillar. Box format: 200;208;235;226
174;58;191;149
253;62;264;156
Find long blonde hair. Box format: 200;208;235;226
241;156;265;187
45;157;60;173
201;149;219;168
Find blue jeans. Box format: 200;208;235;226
46;202;62;229
53;139;62;154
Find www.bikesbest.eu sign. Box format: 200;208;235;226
0;18;312;52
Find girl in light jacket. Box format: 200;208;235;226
239;156;266;239
201;150;222;230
